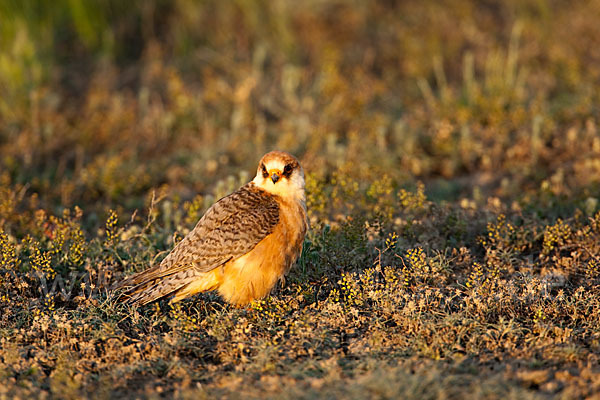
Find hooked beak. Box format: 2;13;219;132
269;169;281;183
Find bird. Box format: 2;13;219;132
116;150;308;306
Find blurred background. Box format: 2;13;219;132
1;0;599;224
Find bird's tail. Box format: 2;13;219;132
114;266;219;306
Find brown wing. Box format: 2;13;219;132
117;183;280;294
160;183;280;273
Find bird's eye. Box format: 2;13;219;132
261;164;268;178
283;164;293;175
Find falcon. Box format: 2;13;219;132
116;151;308;306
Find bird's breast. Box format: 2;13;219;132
217;198;307;305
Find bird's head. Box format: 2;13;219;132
253;151;305;200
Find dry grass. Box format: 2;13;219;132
2;1;600;398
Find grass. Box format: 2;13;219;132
2;0;600;398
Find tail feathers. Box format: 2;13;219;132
115;267;218;306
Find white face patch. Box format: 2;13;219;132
264;159;285;173
252;157;305;201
